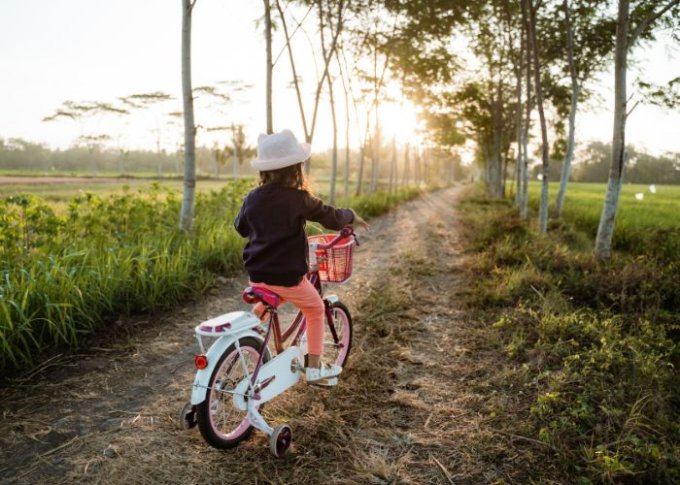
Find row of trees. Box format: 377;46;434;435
28;1;678;258
180;0;456;230
0;138;249;176
368;0;679;259
0;136;464;186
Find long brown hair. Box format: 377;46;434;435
259;163;310;192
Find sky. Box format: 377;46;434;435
0;0;679;156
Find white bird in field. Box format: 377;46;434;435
649;184;657;194
635;193;644;201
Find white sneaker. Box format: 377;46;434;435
305;362;342;383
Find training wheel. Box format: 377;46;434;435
269;424;292;457
179;401;197;430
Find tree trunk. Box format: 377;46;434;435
487;141;502;198
403;143;410;186
341;61;350;199
388;136;396;195
526;0;550;233
356;135;367;196
232;130;238;179
264;0;273;134
555;83;579;216
595;0;629;259
488;87;504;198
319;4;338;204
336;44;353;199
370;124;379;192
308;0;346;174
513;28;524;208
415;151;421;185
554;0;579;217
520;14;532;220
327;72;338;205
179;0;197;233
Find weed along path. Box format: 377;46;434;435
0;186;551;484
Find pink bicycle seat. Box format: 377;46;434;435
242;287;281;308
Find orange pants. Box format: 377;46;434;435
250;278;325;356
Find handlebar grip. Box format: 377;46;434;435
340;226;354;238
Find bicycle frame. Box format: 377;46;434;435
248;270;337;387
189;271;341;407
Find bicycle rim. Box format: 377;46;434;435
197;338;266;448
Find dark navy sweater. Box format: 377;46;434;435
234;184;354;286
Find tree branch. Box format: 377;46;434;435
629;0;679;45
274;0;310;139
272;5;314;66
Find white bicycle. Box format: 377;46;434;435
180;227;357;457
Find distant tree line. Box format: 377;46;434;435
0;138;238;176
532;141;680;185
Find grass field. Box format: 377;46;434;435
0;177;232;199
523;181;680;229
0;174;409;214
518;181;680;258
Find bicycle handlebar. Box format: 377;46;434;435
314;226;358;250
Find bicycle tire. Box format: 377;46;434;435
324;301;353;368
196;336;271;449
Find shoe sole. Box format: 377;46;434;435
308;377;338;387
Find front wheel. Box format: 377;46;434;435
324;301;353;368
196;336;270;449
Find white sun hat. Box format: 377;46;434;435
250;129;311;171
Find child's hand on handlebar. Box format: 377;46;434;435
350;209;370;231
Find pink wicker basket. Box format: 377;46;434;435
308;234;355;283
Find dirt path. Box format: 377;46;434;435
0;187;547;484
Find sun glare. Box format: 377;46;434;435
377;99;422;147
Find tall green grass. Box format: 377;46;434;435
0;181;422;375
461;186;680;482
0;182;248;374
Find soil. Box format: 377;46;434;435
0;186;551;484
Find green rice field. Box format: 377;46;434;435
521;181;680;255
531;181;679;227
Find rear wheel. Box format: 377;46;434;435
196;336;270;449
323;301;352;367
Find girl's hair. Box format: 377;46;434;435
259;163;309;192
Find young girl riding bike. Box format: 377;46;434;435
234;129;368;384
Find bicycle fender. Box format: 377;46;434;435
325;294;339;305
190;329;263;406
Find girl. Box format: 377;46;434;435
234;129;368;384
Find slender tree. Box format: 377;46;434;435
553;0;613;217
264;0;274;134
595;0;680;258
179;0;198;232
335;45;352;198
524;0;551;233
43;100;129;177
275;0;348;173
120;91;173;175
